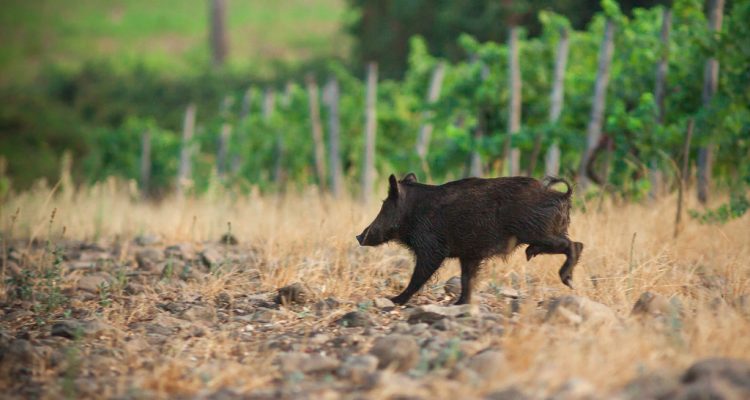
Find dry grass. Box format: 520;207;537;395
1;179;749;398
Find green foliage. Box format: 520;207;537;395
98;282;112;308
689;192;750;225
0;0;748;198
6;269;34;301
6;244;70;323
84;117;180;194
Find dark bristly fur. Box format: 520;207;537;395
356;173;583;305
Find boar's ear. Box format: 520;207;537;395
388;174;399;198
401;172;418;183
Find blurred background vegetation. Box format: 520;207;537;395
0;0;747;205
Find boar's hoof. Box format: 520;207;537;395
389;296;408;306
560;272;574;290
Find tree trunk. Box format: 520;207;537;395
264;88;285;187
543;28;570;177
306;74;327;190
209;0;229;67
416;61;446;161
362;62;378;204
232;88;252;174
650;8;672;199
675;119;694;238
177;103;196;197
324;77;343;197
140;130;151;198
469;56;489;177
239;86;253;121
470;113;485;177
578;19;615;188
263;88;276;119
506;27;522;176
697;0;725;204
216;96;233;177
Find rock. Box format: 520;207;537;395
180;305;216;323
77;251;112;262
444;276;462;297
618;374;677;400
276;352;340;374
369;370;426;398
388;322;409;335
373;297;395;309
250;308;287;323
219;233;239;245
545;296;618;326
134;234;161;246
409;323;429;336
408;309;447;325
160;302;190;314
4;309;34;322
631;292;680;318
200;247;225;268
164;243;194;260
682;357;750;391
338;354;378;383
464;350;505;380
336;311;373;328
485;387;529;400
491;285;521;299
51;319;117;339
407;304;480;324
669;379;747;400
550;378;597;400
313;297;340;313
275;283;312;305
124;282;145;295
139;313;190;333
77;273;112;293
135;248;162;269
0;339;44;375
63;261;98;271
369;334;420;372
215;292;232;309
0;339;34;365
432;318;459;332
309;333;330;345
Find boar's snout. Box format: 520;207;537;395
356;226;377;246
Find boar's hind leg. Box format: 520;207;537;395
455;258;481;305
526;237;583;289
390;254;445;305
558;240;584;289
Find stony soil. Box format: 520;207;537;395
1;236;749;399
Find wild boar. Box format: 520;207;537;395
356;173;583;305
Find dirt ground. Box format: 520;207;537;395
1;186;749;399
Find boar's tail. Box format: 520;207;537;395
544;176;573;199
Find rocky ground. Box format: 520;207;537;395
1;236;749;399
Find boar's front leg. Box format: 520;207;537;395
455;258;481;305
390;253;445;305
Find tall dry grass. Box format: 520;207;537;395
1;178;748;397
